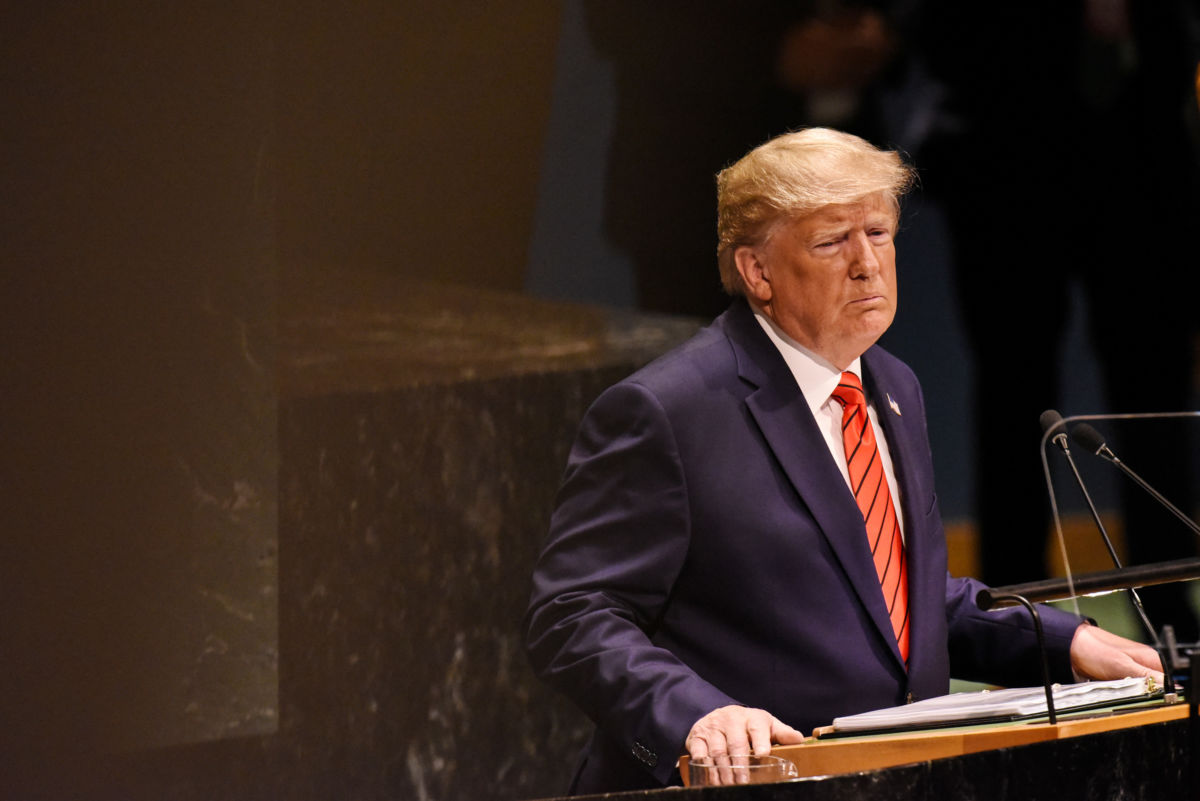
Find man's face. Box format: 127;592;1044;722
742;193;898;369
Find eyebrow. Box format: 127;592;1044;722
806;218;893;242
804;226;849;246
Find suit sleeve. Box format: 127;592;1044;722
944;573;1083;686
522;380;739;785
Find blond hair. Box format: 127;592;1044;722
716;128;916;295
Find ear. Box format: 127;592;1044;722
734;245;772;305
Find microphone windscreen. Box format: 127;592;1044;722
1071;423;1108;454
1039;409;1066;436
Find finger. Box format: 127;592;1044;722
771;717;807;745
1120;655;1158;678
687;708;728;760
710;749;735;787
723;735;751;761
686;736;709;762
722;717;752;758
1107;652;1163;684
724;754;743;786
687;728;722;761
1129;646;1167;674
746;715;772;756
687;732;732;786
1128;656;1164;685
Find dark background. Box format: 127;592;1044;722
2;1;1196;799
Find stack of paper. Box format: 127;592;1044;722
828;677;1158;734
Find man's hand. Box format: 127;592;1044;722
1069;623;1165;685
685;705;805;762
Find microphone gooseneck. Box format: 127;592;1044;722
1041;411;1160;647
1069;422;1200;538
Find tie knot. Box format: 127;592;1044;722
830;371;866;409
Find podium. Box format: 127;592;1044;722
549;703;1192;800
760;703;1186;782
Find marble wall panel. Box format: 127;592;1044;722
274;281;701;800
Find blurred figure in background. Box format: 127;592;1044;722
586;0;904;318
911;0;1200;639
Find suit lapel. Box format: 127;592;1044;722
721;303;904;667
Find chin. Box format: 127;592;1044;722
860;311;894;339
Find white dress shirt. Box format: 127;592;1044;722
754;310;906;540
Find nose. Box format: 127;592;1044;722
848;231;880;277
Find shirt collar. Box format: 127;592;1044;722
752;309;863;418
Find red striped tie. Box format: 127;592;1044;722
831;372;909;663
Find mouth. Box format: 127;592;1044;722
850;295;885;307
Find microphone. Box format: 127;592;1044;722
1039;409;1069;452
1070;422;1200;538
1070;423;1117;464
1041;410;1160;647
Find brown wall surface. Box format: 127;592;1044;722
2;2;565;797
276;1;561;292
1;0;277;758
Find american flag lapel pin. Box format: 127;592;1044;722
887;393;901;416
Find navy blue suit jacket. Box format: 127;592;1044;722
524;298;1082;794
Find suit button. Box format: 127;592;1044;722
632;740;657;767
906;692;916;704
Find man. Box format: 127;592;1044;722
523;128;1162;795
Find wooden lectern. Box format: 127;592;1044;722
750;703;1185;781
661;702;1191;799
